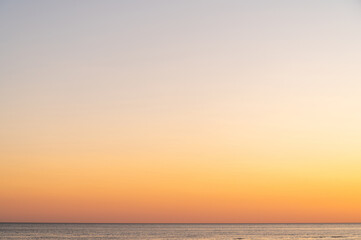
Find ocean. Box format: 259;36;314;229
0;223;360;239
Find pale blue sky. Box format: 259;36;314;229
1;0;361;152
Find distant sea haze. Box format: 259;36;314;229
1;223;361;239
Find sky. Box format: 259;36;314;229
1;0;361;223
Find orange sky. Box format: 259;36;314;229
1;0;361;223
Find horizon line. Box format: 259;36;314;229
1;222;361;224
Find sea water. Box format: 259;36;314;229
1;223;360;239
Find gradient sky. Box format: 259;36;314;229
1;0;361;223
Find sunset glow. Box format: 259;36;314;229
1;0;361;223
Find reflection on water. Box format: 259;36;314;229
1;223;361;239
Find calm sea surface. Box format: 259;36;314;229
1;223;360;239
